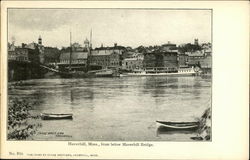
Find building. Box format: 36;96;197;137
122;51;144;59
201;43;212;56
161;42;178;52
185;50;212;73
161;52;178;68
122;53;144;70
8;42;16;51
178;54;189;68
121;51;135;59
90;49;120;69
23;36;45;64
71;42;84;52
8;50;16;61
8;47;40;63
44;47;60;64
94;43;125;55
58;51;88;71
199;55;212;69
143;53;156;68
143;51;178;70
186;51;204;67
194;38;199;45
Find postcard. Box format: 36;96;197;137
0;1;249;159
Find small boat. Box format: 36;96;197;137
156;121;199;130
41;113;73;120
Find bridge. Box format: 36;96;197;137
8;60;62;81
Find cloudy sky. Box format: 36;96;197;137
8;9;211;48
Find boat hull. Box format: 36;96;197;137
41;113;73;120
122;72;196;77
59;69;115;78
156;121;199;130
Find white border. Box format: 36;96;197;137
1;1;249;159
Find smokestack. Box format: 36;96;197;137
22;43;26;48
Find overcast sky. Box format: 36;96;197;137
8;9;211;48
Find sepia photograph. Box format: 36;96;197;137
6;8;212;141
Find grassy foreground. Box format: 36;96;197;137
8;98;41;140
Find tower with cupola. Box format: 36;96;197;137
38;35;45;63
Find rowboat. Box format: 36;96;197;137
156;121;199;130
40;113;73;120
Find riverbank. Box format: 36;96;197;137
191;107;211;141
8;98;41;140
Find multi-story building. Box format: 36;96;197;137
8;47;40;63
23;36;45;64
94;43;125;55
58;51;88;71
178;54;189;68
143;51;178;70
89;49;120;69
161;42;178;52
201;43;212;56
199;55;212;69
185;51;204;67
143;53;156;68
185;50;212;73
122;53;144;70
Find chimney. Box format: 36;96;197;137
114;43;117;47
22;43;26;48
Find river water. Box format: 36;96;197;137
8;75;211;141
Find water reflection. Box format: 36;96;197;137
156;126;198;136
70;89;74;103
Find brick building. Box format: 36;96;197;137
143;53;156;68
90;50;120;69
143;51;178;70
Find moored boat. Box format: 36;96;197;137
61;69;115;78
41;113;73;120
58;31;119;78
121;67;200;77
156;120;199;130
87;69;115;77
